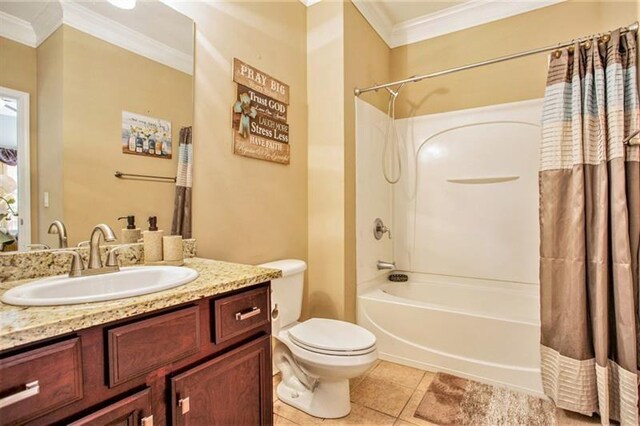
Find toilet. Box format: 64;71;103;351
259;259;378;419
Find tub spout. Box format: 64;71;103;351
377;260;396;270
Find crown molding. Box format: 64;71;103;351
32;2;63;45
0;1;192;75
352;1;393;45
391;0;566;47
355;0;567;49
0;11;36;47
298;0;323;6
62;1;193;74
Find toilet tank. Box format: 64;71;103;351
259;259;306;329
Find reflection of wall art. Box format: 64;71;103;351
232;58;290;165
121;111;172;159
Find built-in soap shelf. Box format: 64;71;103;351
446;176;519;184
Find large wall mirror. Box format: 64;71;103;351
0;0;194;251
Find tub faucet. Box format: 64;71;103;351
377;260;396;270
47;220;68;248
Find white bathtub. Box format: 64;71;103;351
357;272;544;396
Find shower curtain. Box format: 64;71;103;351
539;29;639;425
171;126;193;238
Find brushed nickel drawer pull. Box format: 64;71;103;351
141;415;154;426
0;380;40;408
235;307;261;321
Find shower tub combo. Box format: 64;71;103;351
355;99;545;396
358;273;542;396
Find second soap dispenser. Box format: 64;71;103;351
143;216;164;263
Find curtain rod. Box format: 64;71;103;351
354;21;639;96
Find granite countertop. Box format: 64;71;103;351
0;257;281;351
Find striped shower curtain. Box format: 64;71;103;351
539;28;639;425
171;126;193;238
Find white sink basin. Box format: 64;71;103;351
1;266;199;306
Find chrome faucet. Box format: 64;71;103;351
377;260;396;270
47;220;68;248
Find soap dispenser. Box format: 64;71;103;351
143;216;164;263
118;215;141;244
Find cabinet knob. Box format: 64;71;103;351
179;397;190;414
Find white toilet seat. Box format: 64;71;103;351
277;326;378;368
287;318;377;356
289;338;376;356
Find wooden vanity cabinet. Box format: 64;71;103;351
68;388;153;426
171;335;271;426
0;282;273;426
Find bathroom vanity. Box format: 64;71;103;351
0;258;280;425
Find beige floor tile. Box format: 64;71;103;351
556;408;601;425
397;388;437;426
349;375;366;391
415;371;436;393
393;420;418;426
368;360;425;389
368;359;382;373
349;359;381;393
350;376;414;417
323;402;396;425
273;400;324;425
273;373;282;402
274;414;298;425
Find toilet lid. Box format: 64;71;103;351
288;318;376;355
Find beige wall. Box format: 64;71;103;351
171;2;309;272
390;0;640;118
307;1;346;319
343;1;390;322
37;30;64;247
305;1;390;321
0;36;39;241
61;26;192;245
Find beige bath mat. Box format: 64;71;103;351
414;373;556;426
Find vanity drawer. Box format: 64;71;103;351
213;285;270;343
107;306;200;387
0;337;83;425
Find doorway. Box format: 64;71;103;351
0;86;31;251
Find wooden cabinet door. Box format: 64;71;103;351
68;388;152;426
171;335;272;426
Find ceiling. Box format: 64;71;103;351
0;0;193;73
351;0;566;48
0;2;49;23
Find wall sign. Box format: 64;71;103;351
233;58;289;104
237;85;287;122
121;111;172;159
232;59;290;165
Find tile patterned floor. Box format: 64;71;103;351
272;360;602;426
